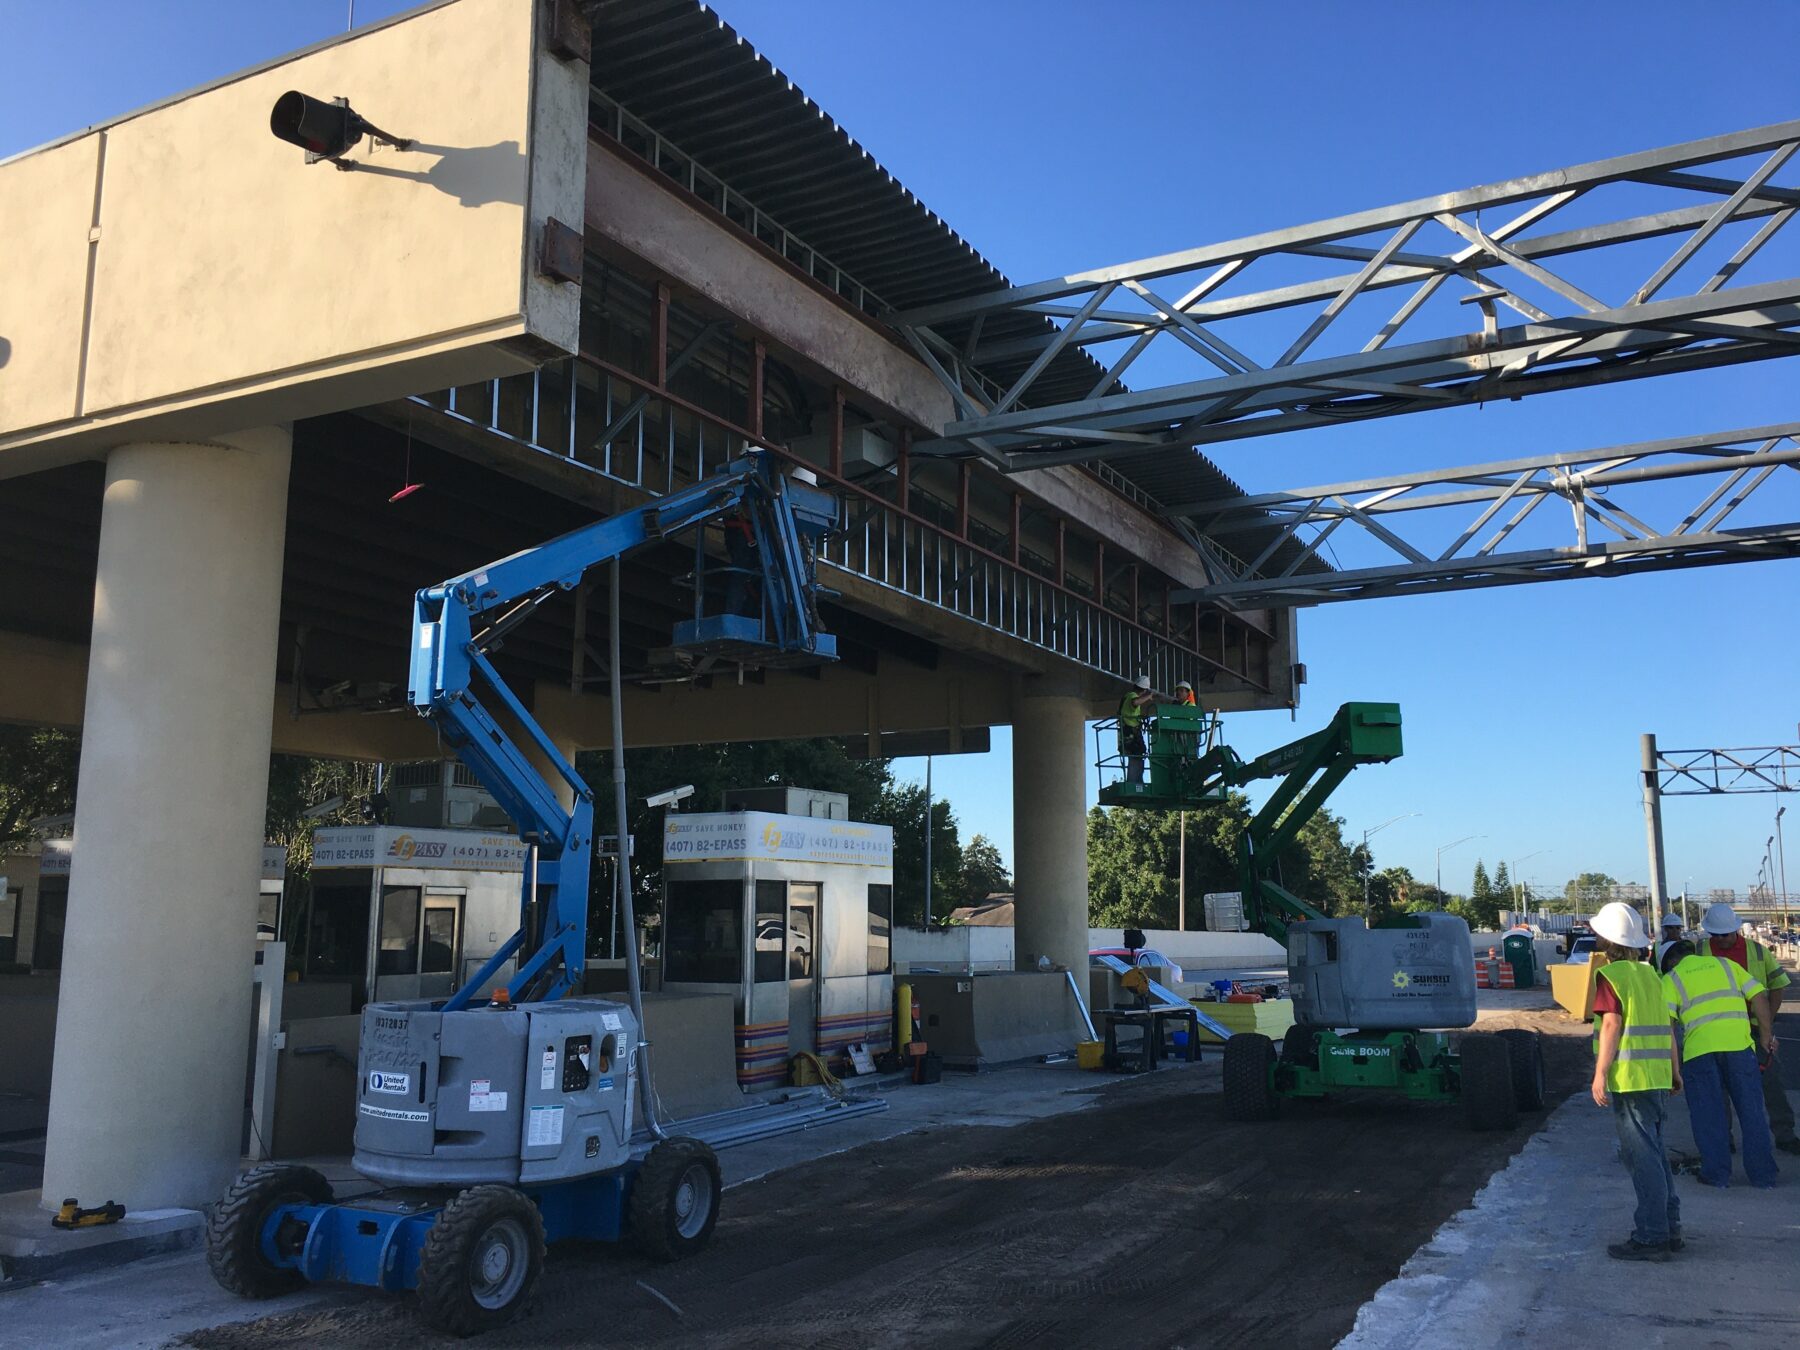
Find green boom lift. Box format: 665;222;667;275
1098;701;1544;1130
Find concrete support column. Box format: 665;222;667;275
42;427;292;1211
1011;689;1090;976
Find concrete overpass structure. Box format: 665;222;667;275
0;0;1301;1209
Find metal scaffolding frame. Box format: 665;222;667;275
894;121;1800;470
1165;421;1800;607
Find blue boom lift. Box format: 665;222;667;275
206;452;838;1335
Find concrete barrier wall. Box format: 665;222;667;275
638;991;745;1126
895;925;1014;972
273;1014;362;1159
1089;927;1287;970
907;971;1085;1067
0;973;59;1097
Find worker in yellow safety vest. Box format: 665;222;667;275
1661;931;1778;1189
1117;674;1155;784
1694;901;1798;1155
1588;901;1682;1261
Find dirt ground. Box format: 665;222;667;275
182;1010;1591;1350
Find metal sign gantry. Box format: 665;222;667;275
1167;421;1800;607
896;121;1800;468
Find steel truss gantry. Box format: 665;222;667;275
1654;744;1800;796
894;122;1800;469
1165;421;1800;607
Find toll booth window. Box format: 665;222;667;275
32;884;67;972
421;898;460;975
787;889;816;980
754;881;785;982
867;883;893;975
304;880;371;981
664;880;743;984
377;887;422;976
0;887;18;965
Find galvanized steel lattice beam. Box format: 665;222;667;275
895;122;1800;468
1166;422;1800;607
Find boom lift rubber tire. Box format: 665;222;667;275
1459;1033;1518;1131
207;1164;334;1298
1223;1033;1280;1121
630;1137;722;1262
416;1185;546;1337
1497;1028;1547;1111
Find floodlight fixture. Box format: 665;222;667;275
270;91;412;168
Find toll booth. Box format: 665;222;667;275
660;801;895;1088
298;825;528;1016
3;837;286;973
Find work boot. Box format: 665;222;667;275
1667;1225;1684;1253
1607;1238;1671;1262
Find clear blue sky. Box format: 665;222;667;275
7;2;1798;900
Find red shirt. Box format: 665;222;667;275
1706;934;1749;968
1592;977;1621;1016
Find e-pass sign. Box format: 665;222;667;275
368;1071;411;1096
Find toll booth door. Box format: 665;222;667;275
374;887;464;1002
787;883;819;1055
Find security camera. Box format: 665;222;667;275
270;91;411;168
645;784;696;809
301;795;346;820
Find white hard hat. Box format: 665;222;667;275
1656;939;1688;972
1175;680;1194;692
1591;901;1650;949
1661;912;1684;929
1134;674;1151;690
1702;902;1740;936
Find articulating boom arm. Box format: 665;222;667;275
1190;702;1404;945
409;452;837;1011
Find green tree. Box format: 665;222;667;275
867;782;962;928
1492;860;1512;912
1087;792;1349;930
1468;860;1501;929
958;833;1011;904
1564;871;1620;908
0;725;80;850
1366;865;1417;921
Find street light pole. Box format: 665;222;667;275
1361;812;1421;908
1512;848;1551;920
1436;834;1483;898
1777;806;1790;926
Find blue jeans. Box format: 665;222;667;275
1684;1049;1779;1187
1612;1089;1680;1245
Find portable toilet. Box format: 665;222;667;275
1502;931;1537;989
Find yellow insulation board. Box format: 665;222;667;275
1189;998;1297;1043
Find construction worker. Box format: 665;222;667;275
1694;901;1798;1155
1588;901;1682;1260
1173;679;1197;707
1117;675;1155;784
1662;926;1779;1189
1661;912;1686;943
